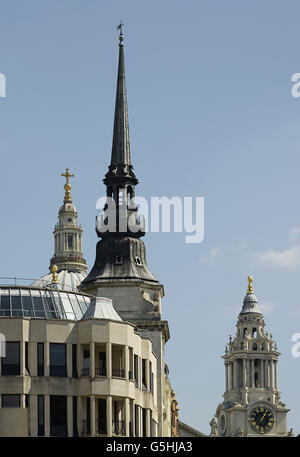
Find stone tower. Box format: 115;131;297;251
214;276;290;436
32;169;87;291
50;168;87;274
79;28;170;435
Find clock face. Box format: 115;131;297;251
249;406;274;434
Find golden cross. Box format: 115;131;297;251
61;168;74;202
61;168;74;186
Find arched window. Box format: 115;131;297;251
252;328;257;338
243;328;248;338
252;343;257;351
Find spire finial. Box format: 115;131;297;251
247;275;254;294
117;20;124;45
61;168;74;202
51;264;58;283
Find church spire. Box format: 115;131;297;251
105;23;137;183
111;21;131;167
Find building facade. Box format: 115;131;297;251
213;276;291;437
0;28;177;437
0;291;158;437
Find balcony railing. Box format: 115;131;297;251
81;368;90;377
95;367;106;376
112;420;125;436
112;368;125;378
82;420;90;435
95;419;107;435
129;421;133;437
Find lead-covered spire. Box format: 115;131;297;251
106;23;136;181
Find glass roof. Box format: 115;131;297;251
0;286;91;320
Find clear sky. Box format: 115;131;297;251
1;0;300;435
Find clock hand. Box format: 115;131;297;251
260;411;267;424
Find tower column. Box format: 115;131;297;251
242;358;246;387
264;359;268;388
260;359;264;388
232;360;236;389
250;359;254;387
225;363;228;391
274;360;278;389
270;359;273;389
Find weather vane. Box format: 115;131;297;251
117;20;124;43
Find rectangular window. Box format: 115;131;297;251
50;343;67;377
37;343;44;376
25;395;29;408
50;396;67;437
135;405;139;437
150;410;153;437
142;359;147;390
99;352;106;376
2;394;20;408
149;361;153;394
73;397;78;437
67;234;73;249
142;408;147;437
1;342;20;375
98;399;107;435
86;397;90;435
129;347;133;380
72;345;78;378
25;342;30;375
134;355;139;388
82;350;90;376
38;395;44;436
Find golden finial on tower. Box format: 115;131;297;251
51;264;58;283
61;168;74;202
247;275;254;294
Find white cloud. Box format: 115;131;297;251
257;245;300;268
199;239;249;264
288;227;300;241
200;246;220;263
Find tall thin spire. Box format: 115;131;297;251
110;22;132;169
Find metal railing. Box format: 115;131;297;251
112;368;125;378
0;277;93;295
95;419;107;435
95;367;106;376
82;420;90;435
112;420;125;436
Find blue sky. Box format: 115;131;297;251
1;0;300;434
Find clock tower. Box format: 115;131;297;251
214;276;291;436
